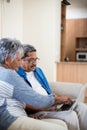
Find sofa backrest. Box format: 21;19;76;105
49;82;84;100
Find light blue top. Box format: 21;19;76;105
0;66;55;130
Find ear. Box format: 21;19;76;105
4;56;10;65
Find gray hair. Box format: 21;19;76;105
22;44;36;58
0;38;24;64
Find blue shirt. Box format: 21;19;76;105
0;66;55;130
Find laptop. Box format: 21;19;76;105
56;100;76;111
57;85;85;111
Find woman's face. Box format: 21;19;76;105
5;53;22;71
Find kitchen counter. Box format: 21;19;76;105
56;62;87;84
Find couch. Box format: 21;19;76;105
50;81;86;102
49;81;87;130
0;81;87;130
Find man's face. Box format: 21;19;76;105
22;51;38;72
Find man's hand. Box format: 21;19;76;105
28;114;42;119
53;93;72;105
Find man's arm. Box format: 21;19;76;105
25;103;58;113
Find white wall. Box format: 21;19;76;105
0;0;61;82
66;0;87;19
0;0;23;41
0;0;2;37
23;0;61;81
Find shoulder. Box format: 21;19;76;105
0;66;21;84
0;66;16;77
35;67;47;79
35;67;44;74
17;66;26;77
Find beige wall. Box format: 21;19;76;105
23;0;61;81
0;1;1;37
0;0;61;82
0;0;23;41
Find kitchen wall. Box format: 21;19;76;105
66;0;87;19
64;0;87;61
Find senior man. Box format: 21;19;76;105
17;44;87;130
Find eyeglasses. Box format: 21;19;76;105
23;57;39;63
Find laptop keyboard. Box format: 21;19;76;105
57;100;75;111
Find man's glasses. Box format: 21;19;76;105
23;57;39;63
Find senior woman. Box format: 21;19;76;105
0;38;68;130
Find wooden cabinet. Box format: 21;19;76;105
75;37;87;61
56;62;87;103
61;19;87;61
56;62;87;84
61;3;66;31
61;3;66;61
84;88;87;103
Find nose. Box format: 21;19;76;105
32;62;37;66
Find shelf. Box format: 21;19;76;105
76;48;87;52
76;37;87;48
76;37;87;52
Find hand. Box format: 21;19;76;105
28;114;42;120
54;94;72;105
59;95;72;104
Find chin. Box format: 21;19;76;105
31;67;35;71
